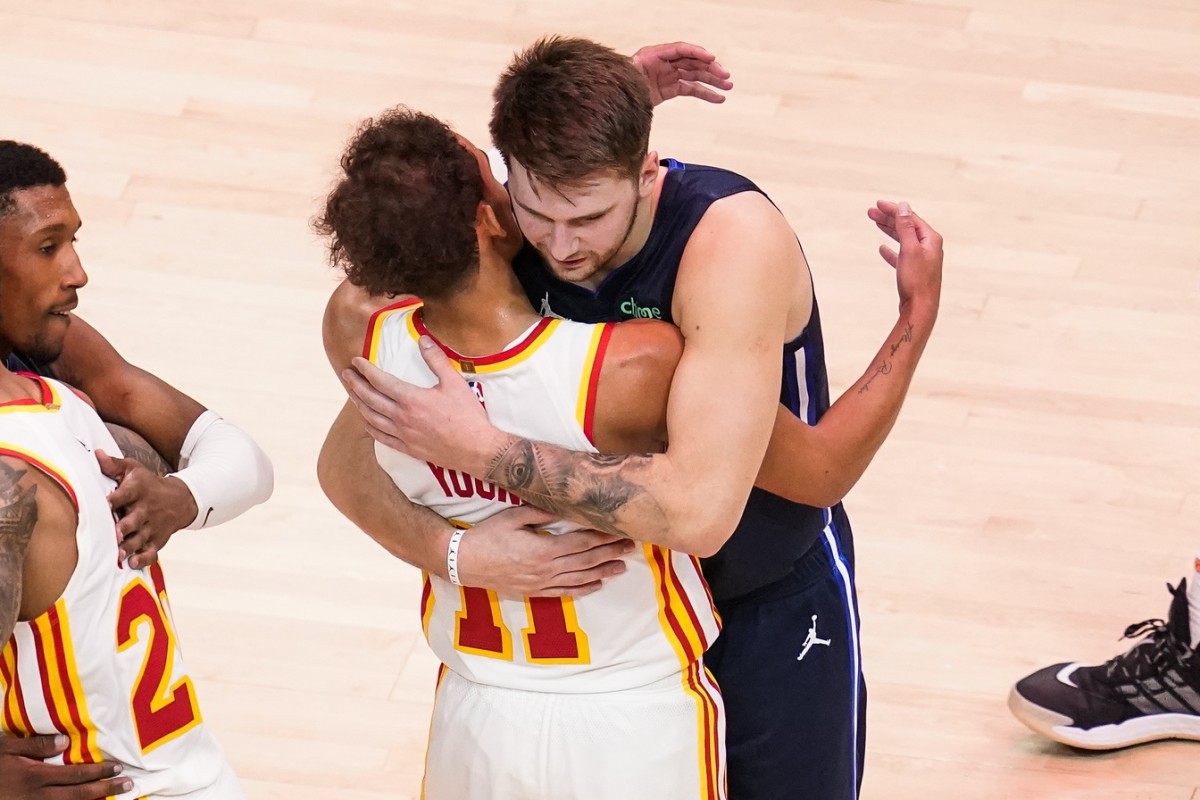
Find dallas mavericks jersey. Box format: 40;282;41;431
514;160;854;603
365;300;720;693
0;377;232;798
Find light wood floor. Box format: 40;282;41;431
4;0;1200;797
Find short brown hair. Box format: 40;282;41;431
490;36;652;187
315;107;482;299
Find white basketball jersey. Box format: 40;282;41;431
0;377;233;798
366;300;720;693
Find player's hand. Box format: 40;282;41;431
867;200;943;319
343;340;503;472
0;734;132;799
456;506;635;597
97;450;198;569
631;42;733;105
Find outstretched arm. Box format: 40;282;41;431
756;201;942;506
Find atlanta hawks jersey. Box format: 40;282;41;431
0;377;235;798
365;300;720;693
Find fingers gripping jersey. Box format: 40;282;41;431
0;378;233;798
365;301;720;692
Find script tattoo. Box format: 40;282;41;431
0;460;39;644
860;322;915;394
106;424;171;477
486;439;665;536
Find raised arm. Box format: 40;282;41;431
754;201;942;506
345;192;796;556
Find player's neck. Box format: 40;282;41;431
419;258;540;357
0;368;42;404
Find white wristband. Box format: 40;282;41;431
446;528;467;586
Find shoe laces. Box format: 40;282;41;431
1100;618;1192;687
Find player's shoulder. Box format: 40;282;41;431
323;279;417;372
601;319;683;381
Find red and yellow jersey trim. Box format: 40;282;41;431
410;311;560;374
0;444;79;512
644;544;712;669
362;298;424;363
576;323;613;445
28;602;101;763
681;661;723;800
0;638;35;736
0;375;62;414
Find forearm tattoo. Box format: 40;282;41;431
485;439;667;537
859;321;914;395
0;460;39;643
106;424;171;477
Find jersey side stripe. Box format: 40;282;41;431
654;547;706;660
575;323;612;443
682;660;721;799
0;643;31;735
49;603;100;763
644;544;698;666
664;554;711;654
30;615;71;743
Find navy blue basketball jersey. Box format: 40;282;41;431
514;160;852;602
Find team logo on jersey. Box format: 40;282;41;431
797;615;832;661
539;293;567;320
620;297;662;319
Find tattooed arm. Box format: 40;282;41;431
0;458;38;645
106;423;171;476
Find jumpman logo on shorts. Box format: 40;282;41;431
797;615;832;661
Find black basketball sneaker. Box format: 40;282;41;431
1008;579;1200;749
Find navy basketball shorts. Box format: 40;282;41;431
705;525;866;800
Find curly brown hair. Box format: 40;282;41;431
490;36;653;188
315;107;483;299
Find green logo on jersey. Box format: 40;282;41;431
620;297;662;319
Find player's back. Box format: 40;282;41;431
366;300;719;692
0;377;237;798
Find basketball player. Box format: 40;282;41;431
338;37;943;799
319;107;725;799
1009;562;1200;749
0;143;245;797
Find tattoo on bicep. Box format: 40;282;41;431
0;460;39;642
106;425;171;477
485;440;665;536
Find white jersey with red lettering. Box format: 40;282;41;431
365;300;721;694
0;377;241;799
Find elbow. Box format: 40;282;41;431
668;506;739;559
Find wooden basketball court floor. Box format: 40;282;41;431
3;0;1199;797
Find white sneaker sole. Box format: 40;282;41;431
1008;685;1200;750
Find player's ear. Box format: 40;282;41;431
475;201;505;241
637;151;658;198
